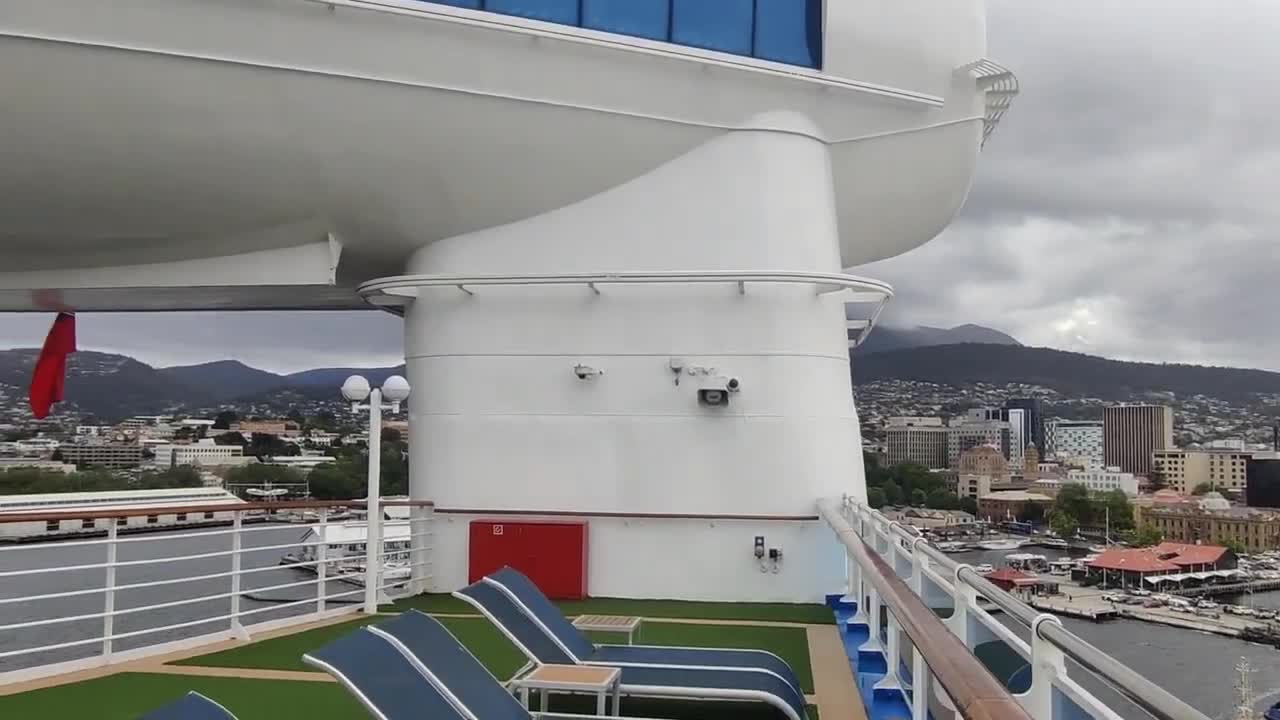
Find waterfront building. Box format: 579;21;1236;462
1087;542;1235;589
1151;448;1251;495
58;443;145;469
1139;503;1280;553
1103;404;1173;476
977;490;1053;522
1045;420;1104;468
1065;466;1138;497
884;417;949;469
152;440;250;469
0;487;245;540
946;418;1011;467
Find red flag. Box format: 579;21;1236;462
29;313;77;419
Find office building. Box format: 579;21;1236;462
1005;398;1044;456
1007;409;1027;468
1065;466;1138;497
59;444;145;469
955;445;1010;499
1151;449;1250;495
1246;455;1280;508
885;417;948;470
1045;420;1104;468
946;419;1011;467
1103;404;1173;476
152;441;249;469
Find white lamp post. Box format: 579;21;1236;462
342;374;411;614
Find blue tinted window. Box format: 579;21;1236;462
755;0;822;68
417;0;821;69
671;0;754;57
582;0;669;42
486;0;580;25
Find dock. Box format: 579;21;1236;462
1171;578;1280;598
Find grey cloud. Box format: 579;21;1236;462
866;0;1280;371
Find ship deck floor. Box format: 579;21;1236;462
0;595;860;720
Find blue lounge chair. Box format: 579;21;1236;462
455;569;807;720
137;691;236;720
306;616;664;720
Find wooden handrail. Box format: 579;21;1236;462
0;499;434;524
824;506;1032;720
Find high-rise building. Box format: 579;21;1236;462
1007;408;1026;468
1151;449;1250;494
1247;455;1280;508
1045;420;1104;468
884;417;949;469
1005;398;1044;455
1103;404;1173;476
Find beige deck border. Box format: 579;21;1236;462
807;624;867;720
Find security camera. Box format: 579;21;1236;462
726;377;742;392
573;364;602;381
697;376;734;407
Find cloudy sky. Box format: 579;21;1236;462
2;0;1277;373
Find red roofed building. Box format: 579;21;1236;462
984;567;1058;596
1088;542;1236;588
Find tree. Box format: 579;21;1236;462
214;431;248;446
382;427;403;445
925;489;958;510
225;464;305;488
1131;524;1163;547
866;487;887;509
1191;482;1215;496
246;433;300;458
881;480;903;507
1054;484;1094;527
1048;509;1077;539
212;410;238;430
958;497;978;515
307;463;364;500
1101;490;1135;533
1222;538;1248;555
910;488;927;507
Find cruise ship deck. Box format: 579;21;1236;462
0;595;851;720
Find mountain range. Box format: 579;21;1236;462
2;324;1278;420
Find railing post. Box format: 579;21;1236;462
102;520;118;660
874;611;903;695
911;644;934;720
230;510;247;639
317;507;328;613
364;388;383;614
1028;615;1067;719
410;504;431;595
860;587;884;655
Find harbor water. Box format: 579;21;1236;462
2;533;1278;716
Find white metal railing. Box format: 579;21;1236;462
820;497;1211;720
0;500;433;685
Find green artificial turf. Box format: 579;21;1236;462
176;615;813;694
175;615;528;680
395;593;834;624
0;673;819;720
0;673;366;720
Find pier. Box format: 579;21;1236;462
1170;578;1280;598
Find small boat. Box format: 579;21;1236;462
935;541;969;554
1039;537;1070;549
977;538;1024;551
1196;599;1220;610
975;563;995;573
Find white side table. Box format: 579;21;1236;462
511;664;622;716
572;615;642;644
